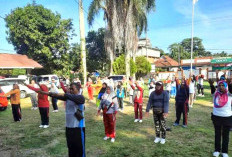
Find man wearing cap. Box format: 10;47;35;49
145;81;169;144
173;78;189;128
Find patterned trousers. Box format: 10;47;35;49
153;108;166;139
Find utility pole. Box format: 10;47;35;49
79;0;87;85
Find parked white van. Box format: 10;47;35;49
0;78;34;98
36;75;60;88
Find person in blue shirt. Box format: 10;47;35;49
116;81;125;111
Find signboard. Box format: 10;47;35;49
182;66;196;70
211;58;232;64
212;66;232;70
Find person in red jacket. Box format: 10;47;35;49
24;83;50;128
130;81;143;123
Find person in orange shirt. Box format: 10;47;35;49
1;84;21;121
0;86;8;111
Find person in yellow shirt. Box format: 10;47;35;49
91;78;103;107
1;84;21;121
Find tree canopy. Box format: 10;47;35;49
135;56;151;78
113;54;137;75
5;4;74;74
86;28;110;75
168;37;212;61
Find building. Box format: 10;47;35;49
181;56;213;78
136;38;161;72
154;55;179;72
0;53;42;76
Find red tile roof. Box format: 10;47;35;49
154;55;179;67
0;53;43;69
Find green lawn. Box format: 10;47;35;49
0;83;231;157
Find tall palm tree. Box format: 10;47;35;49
88;0;155;78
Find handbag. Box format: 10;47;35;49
74;108;84;121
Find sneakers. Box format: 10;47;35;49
52;110;58;113
139;120;143;123
111;138;115;143
39;125;44;128
103;136;110;140
222;153;229;157
182;125;187;128
160;138;166;144
134;119;139;122
173;123;179;126
213;152;220;157
43;125;49;128
154;137;161;143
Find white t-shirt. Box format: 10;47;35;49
198;78;203;85
189;81;195;94
213;94;232;117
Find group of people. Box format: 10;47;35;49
1;73;232;157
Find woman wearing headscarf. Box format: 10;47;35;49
145;81;169;144
97;86;118;143
0;86;8;111
209;79;232;157
25;83;50;128
1;84;21;121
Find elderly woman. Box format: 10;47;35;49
1;84;21;121
209;79;232;157
145;81;169;144
97;86;118;143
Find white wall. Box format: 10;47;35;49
136;47;160;58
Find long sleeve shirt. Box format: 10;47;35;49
27;85;49;108
52;93;85;128
146;91;169;113
99;94;118;114
131;84;143;103
4;89;20;105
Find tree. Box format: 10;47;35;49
113;54;137;75
88;0;156;78
168;43;189;61
168;37;212;61
135;56;151;78
5;4;74;74
86;28;110;74
213;51;228;57
180;37;211;57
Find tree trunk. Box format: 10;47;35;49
79;0;87;85
125;51;131;79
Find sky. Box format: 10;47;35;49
0;0;232;54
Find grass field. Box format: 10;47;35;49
0;83;232;157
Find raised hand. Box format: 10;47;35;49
208;79;214;85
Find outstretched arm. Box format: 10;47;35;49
208;79;216;94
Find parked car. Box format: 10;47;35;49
108;75;125;82
0;78;34;98
35;75;60;88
